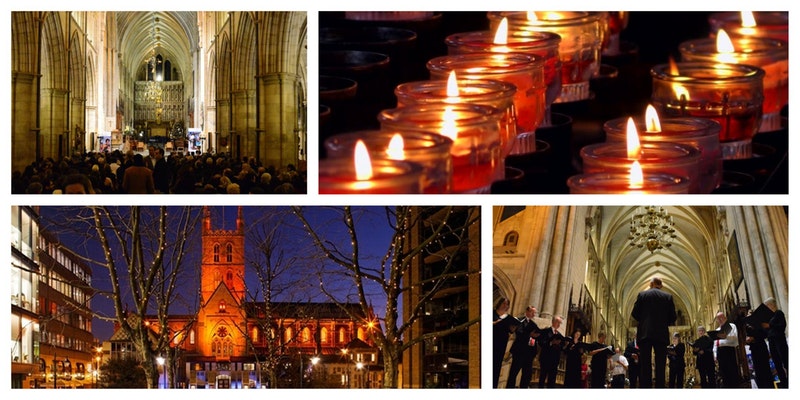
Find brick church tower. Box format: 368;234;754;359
200;206;246;304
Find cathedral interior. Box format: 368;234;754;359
493;205;788;387
10;12;307;175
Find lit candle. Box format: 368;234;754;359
324;130;453;194
708;11;788;42
650;61;763;160
379;103;503;194
679;30;787;132
581;117;702;192
604;107;722;193
567;162;690;194
487;11;605;103
318;139;424;194
427;52;545;156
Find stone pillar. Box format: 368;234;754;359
731;207;761;304
743;206;772;304
529;207;557;312
758;206;789;311
11;72;38;173
542;206;569;317
261;72;299;168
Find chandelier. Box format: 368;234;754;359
143;16;163;105
628;206;677;253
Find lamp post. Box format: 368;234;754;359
156;356;165;389
356;362;364;388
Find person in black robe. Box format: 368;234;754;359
745;316;774;388
764;297;788;388
588;332;612;388
667;332;686;388
563;329;586;388
505;306;540;388
537;315;564;388
691;326;716;388
624;338;641;388
492;298;515;388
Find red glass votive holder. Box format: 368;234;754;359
487;11;604;103
378;103;503;194
708;12;788;42
679;35;787;132
580;142;702;193
604;117;722;194
318;157;423;194
567;172;690;194
650;62;764;160
394;79;517;158
426;52;545;157
443;30;562;126
324;130;454;194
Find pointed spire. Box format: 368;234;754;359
237;206;244;233
203;206;211;233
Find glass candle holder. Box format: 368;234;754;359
444;30;561;126
324;130;454;194
580;142;702;193
604;117;722;194
318;157;424;194
395;78;517;158
567;172;690;194
650;62;764;160
378;103;503;194
708;12;788;42
487;11;604;103
426;52;545;155
679;35;787;132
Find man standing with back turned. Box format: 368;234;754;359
631;277;677;388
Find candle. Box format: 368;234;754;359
394;75;517;158
318;140;424;194
378;103;503;194
581;117;702;192
604;111;722;194
487;11;605;103
324;130;454;194
679;31;787;132
426;52;545;156
650;62;763;160
443;20;562;126
708;12;788;42
567;161;691;194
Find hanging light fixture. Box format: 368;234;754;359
143;16;163;104
628;206;677;253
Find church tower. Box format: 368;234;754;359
200;206;246;304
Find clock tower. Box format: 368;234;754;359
200;206;246;304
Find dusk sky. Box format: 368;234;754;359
38;206;397;341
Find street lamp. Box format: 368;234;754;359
156;356;165;389
356;362;364;388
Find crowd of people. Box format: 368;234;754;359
493;278;789;389
12;146;306;194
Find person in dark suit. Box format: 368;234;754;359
505;306;540;388
537;315;564;388
745;314;773;388
493;298;515;388
563;329;585;388
624;338;640;388
691;326;715;388
588;332;612;388
764;297;788;388
631;276;677;388
667;332;686;388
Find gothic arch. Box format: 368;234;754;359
493;267;517;310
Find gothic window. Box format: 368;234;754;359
213;243;220;262
251;326;259;343
226;243;233;262
503;231;519;247
226;271;233;282
190;329;196;345
284;327;293;343
338;327;347;343
358;327;366;341
219;300;226;313
320;327;329;343
302;327;311;343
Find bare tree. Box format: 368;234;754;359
291;206;481;388
42;206;201;388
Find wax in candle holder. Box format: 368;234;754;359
679;35;787;132
443;30;562;126
604;117;722;194
395;78;517;157
378;103;503;194
708;12;788;42
487;11;604;103
650;62;763;160
426;52;545;153
324;130;454;194
580;142;702;193
319;157;424;194
567;172;691;194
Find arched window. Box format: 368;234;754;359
190;329;196;344
219;300;226;313
226;271;233;282
503;231;519;247
213;243;220;262
226;243;233;262
338;327;347;343
320;327;329;343
251;326;259;343
284;327;293;343
302;327;311;343
357;327;366;340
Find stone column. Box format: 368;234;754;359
11;72;38;173
261;72;299;168
529;207;557;312
542;206;569;318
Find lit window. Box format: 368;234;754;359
226;243;233;262
213;244;220;262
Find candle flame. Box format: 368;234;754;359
629;161;644;189
645;105;662;132
493;17;509;45
386;133;405;160
741;11;756;27
716;29;737;63
673;84;690;101
668;57;680;75
626;117;642;159
446;71;460;98
354;140;373;180
441;106;458;140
